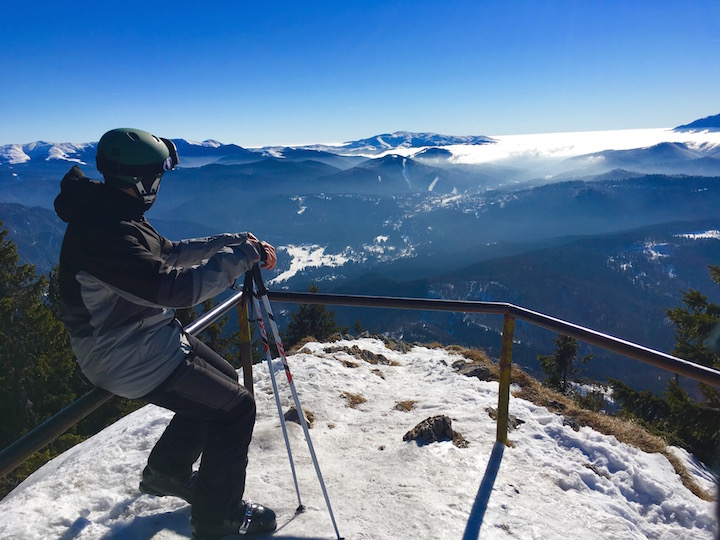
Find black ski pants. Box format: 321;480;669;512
142;334;256;522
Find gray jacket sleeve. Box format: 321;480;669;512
156;240;261;307
163;232;252;267
86;233;263;309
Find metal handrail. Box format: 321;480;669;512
267;291;720;389
2;289;720;477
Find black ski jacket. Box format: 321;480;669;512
55;166;261;398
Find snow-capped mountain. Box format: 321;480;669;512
0;131;495;167
0;337;716;539
674;113;720;133
0;141;96;165
320;131;496;154
0;139;249;167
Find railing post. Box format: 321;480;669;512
237;301;254;395
496;314;515;445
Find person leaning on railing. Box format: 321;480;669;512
53;128;277;539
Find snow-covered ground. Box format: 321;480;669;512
0;338;717;539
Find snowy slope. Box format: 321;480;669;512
0;142;96;165
0;338;717;539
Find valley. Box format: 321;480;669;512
2;123;720;393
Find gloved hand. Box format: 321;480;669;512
247;233;277;271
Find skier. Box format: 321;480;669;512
54;127;277;538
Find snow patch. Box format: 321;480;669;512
291;196;307;215
264;148;285;158
675;230;720;241
401;158;411;188
1;144;30;164
376;136;393;149
185;139;222;148
46;144;86;164
269;244;353;284
643;242;670;261
363;235;394;256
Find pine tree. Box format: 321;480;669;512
661;266;720;463
538;334;591;393
282;284;343;348
0;223;78;450
611;265;720;466
664;265;720;372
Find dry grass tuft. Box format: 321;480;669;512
450;346;492;365
341;391;367;409
663;450;715;501
338;358;359;368
394;400;417;412
290;336;318;354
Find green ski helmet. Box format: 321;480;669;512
96;127;179;207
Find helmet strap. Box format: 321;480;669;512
134;176;163;207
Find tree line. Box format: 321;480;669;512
538;266;720;469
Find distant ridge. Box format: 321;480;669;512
0;141;96;165
340;131;495;150
0;131;495;165
674;113;720;132
293;131;496;156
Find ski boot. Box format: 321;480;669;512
191;501;277;538
139;465;197;504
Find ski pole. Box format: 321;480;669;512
250;265;343;540
242;273;304;513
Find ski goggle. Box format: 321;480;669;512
160;138;179;171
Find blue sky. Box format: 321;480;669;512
2;1;719;147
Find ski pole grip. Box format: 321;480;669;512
252;264;269;295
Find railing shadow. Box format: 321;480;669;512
462;441;506;540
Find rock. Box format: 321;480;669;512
284;407;314;428
452;359;492;381
452;360;466;370
548;399;566;411
458;364;492;381
378;334;411;353
563;417;580;431
324;344;398;366
485;406;525;430
403;415;469;448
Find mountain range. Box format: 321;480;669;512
2;116;720;392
